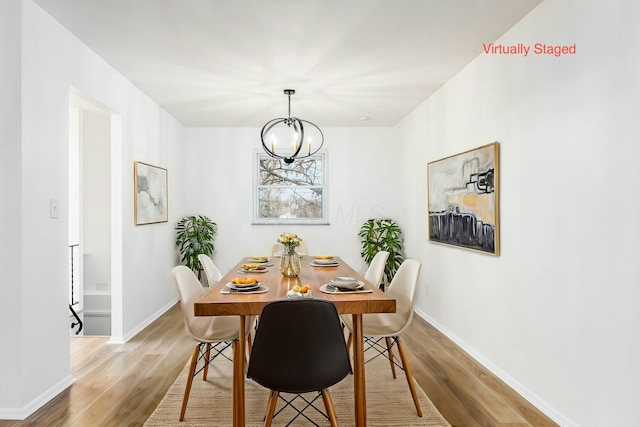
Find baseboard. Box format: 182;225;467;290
108;298;178;344
413;308;578;427
0;375;75;420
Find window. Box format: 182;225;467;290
254;153;328;224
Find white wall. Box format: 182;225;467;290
82;110;111;295
182;127;404;275
0;0;23;413
399;0;640;426
0;1;185;418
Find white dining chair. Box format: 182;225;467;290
198;254;223;288
364;250;389;289
342;258;423;417
171;265;255;421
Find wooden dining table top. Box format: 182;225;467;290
194;256;396;317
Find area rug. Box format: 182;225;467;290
144;347;450;427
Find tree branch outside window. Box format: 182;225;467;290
254;154;327;224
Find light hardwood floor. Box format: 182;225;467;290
403;317;558;427
0;303;557;427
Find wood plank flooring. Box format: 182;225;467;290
0;303;557;427
403;316;558;427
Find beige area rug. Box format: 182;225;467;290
145;347;450;427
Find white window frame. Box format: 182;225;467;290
253;151;329;225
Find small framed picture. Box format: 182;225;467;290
134;161;168;225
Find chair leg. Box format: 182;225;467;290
385;337;397;379
246;332;253;359
346;332;354;374
203;343;211;381
321;389;339;427
180;344;200;421
264;390;279;427
396;337;422;417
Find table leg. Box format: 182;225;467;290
352;313;367;426
233;315;246;427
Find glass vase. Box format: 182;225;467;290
280;245;301;277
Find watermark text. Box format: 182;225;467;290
482;42;576;57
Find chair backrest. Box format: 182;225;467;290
270;243;282;257
172;265;241;342
385;258;422;334
364;250;389;288
297;241;309;256
172;265;206;335
247;300;351;394
198;254;223;287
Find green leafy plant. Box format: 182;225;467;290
175;215;217;278
358;219;404;287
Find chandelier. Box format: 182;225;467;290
260;89;324;164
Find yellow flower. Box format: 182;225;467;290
277;233;302;247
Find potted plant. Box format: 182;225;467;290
175;215;217;280
358;219;404;289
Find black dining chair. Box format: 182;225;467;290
247;299;351;427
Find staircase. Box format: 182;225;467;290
69;243;83;334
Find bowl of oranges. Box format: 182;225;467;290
286;284;312;299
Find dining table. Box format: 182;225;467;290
193;254;396;427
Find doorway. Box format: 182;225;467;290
69;92;112;336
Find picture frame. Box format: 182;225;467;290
134;161;168;225
427;142;499;255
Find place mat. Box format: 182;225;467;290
221;285;269;295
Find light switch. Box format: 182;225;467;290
50;199;59;219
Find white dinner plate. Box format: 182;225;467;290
221;285;269;295
331;276;357;286
226;282;262;291
239;268;268;273
314;258;337;265
310;261;340;267
320;282;370;294
328;280;364;291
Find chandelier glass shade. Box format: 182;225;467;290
261;89;324;164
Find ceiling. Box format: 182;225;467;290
35;0;542;127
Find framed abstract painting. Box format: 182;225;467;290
427;142;499;255
134;161;168;225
